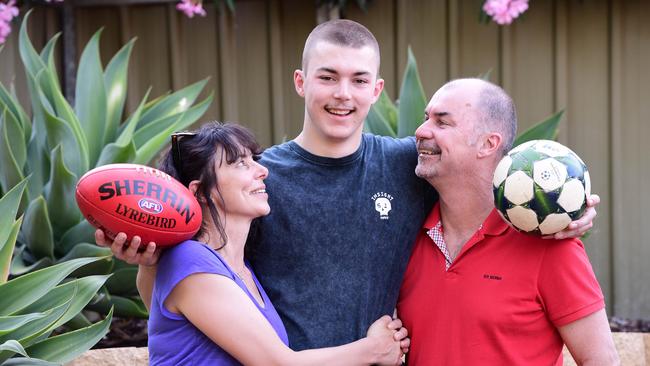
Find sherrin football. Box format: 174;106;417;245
493;140;591;235
75;164;202;247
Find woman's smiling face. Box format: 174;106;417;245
212;147;270;221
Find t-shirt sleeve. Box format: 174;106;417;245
154;241;231;306
537;239;605;327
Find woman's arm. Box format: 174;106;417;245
95;230;159;310
167;273;403;366
136;264;156;310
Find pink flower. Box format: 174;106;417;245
483;0;529;25
176;0;206;18
0;0;19;44
0;0;19;21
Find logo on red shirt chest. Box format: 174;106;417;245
483;274;502;281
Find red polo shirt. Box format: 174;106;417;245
397;203;604;366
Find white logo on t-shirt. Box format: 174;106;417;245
371;192;394;220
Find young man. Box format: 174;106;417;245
397;78;618;365
100;20;598;351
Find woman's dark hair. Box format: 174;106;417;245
159;121;263;249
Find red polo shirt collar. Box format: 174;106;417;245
422;202;510;238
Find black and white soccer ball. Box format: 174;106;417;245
493;140;591;235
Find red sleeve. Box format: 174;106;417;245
537;238;605;327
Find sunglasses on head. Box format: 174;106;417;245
171;132;197;178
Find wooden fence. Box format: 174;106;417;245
1;0;648;318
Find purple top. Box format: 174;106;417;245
148;240;289;365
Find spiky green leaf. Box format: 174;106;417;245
96;89;150;166
57;244;113;278
116;88;151;146
17;279;93;316
366;90;397;137
43;145;80;239
0;256;108;316
105;267;138;295
38;91;87;177
0;110;26;193
56;243;112;264
95;141;137;167
75;29;107;166
0;219;22;284
15;275;111;336
21;196;54;260
0;300;71;346
0;313;47;337
0;340;28;364
41;69;90;170
478;69;493;81
0;340;27;356
39;33;62;93
0;83;30;138
24;75;51;199
136;78;208;130
104;39;136;145
1;106;26;168
10;248;53;277
1;357;59;365
64;312;92;329
0;179;28;257
514;110;564;147
86;293;148;318
397;47;427;138
18;12;47;86
57;220;96;254
24;307;113;364
133;93;213;165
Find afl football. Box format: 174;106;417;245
75;164;202;247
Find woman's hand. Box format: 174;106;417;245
95;229;160;266
366;315;404;366
387;317;410;355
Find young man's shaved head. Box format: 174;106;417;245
301;19;381;73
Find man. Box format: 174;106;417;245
100;20;597;351
397;78;618;365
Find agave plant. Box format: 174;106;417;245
364;47;563;144
0;12;213;319
0;180;113;365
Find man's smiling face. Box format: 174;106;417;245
415;83;483;182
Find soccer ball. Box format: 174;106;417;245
493;140;591;235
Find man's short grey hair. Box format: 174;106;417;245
302;19;380;73
442;78;517;154
477;82;517;154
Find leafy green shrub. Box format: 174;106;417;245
0;11;213;318
0;181;113;365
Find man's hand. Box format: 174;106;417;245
547;194;600;240
95;229;160;266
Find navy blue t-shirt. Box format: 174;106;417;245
249;134;437;350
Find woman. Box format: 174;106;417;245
140;122;406;365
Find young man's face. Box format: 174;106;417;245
294;41;384;143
